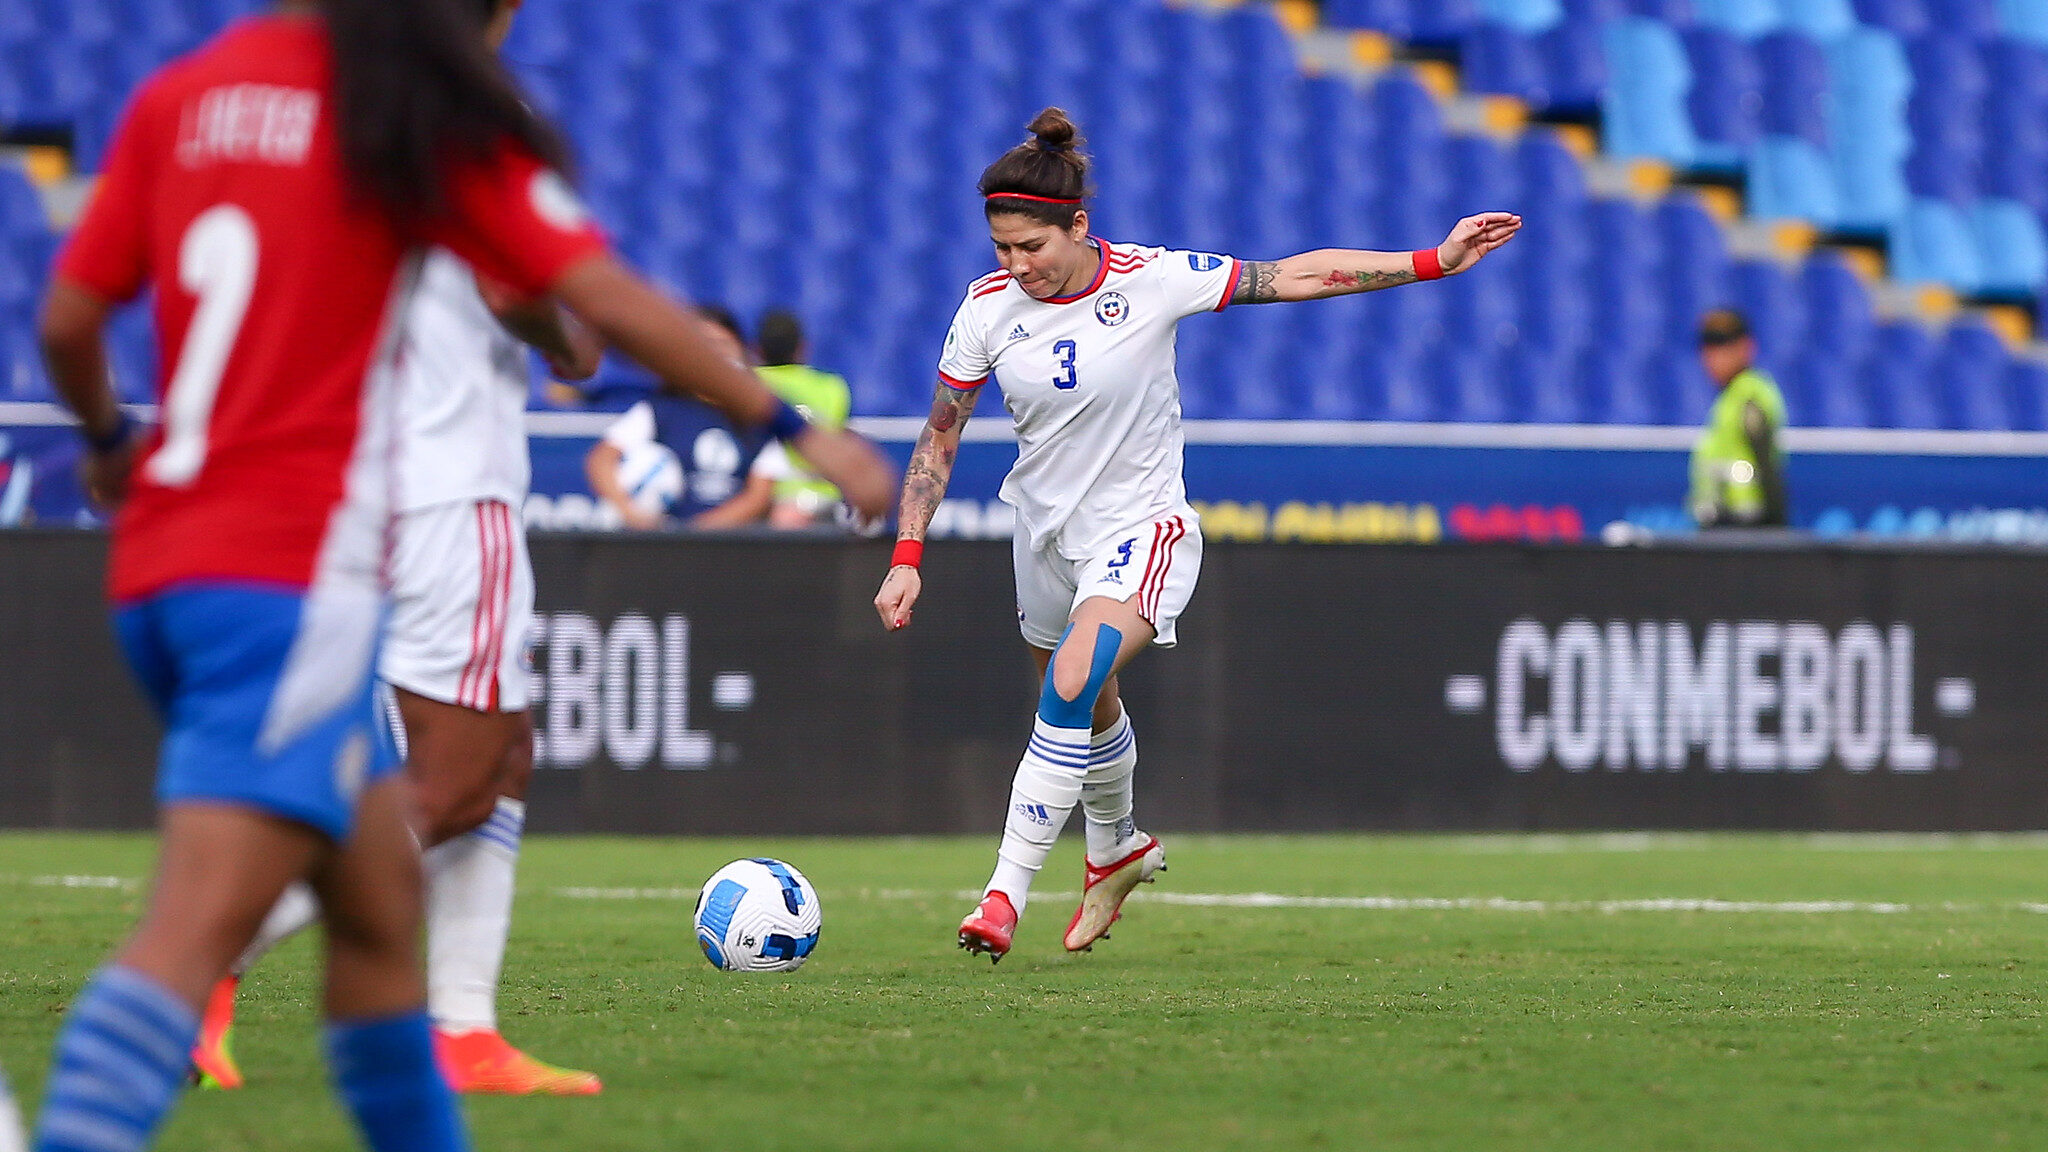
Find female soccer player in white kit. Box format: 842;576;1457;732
873;109;1520;962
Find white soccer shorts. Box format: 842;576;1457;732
381;498;535;712
1014;512;1203;650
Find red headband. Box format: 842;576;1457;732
985;192;1082;205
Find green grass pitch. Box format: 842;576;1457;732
2;831;2046;1150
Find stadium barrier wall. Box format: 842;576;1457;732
6;530;2047;834
9;405;2048;545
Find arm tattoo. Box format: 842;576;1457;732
897;381;980;542
1320;268;1415;292
1231;261;1282;305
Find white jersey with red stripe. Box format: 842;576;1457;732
936;238;1243;562
390;249;532;514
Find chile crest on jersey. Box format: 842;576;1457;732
1094;291;1131;327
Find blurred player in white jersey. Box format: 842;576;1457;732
188;0;610;1096
874;109;1520;962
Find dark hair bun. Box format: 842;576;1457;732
1028;107;1081;153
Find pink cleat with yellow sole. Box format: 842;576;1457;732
432;1028;602;1096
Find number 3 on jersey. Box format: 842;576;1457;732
150;205;260;488
1052;339;1079;391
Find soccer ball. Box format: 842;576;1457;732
692;858;822;973
616;440;684;517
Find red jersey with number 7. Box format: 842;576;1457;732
55;15;607;602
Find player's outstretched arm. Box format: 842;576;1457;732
552;256;896;518
40;281;136;507
875;379;980;631
1230;212;1523;304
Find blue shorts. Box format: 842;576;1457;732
116;583;400;841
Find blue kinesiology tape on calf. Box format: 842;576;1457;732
1037;623;1123;729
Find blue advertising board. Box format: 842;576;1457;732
8;402;2045;544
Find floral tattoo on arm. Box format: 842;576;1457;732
898;380;980;540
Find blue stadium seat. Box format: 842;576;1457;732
1683;29;1762;170
1923;0;2003;40
1654;346;1720;425
1629;0;1697;20
1827;26;1914;229
1580;345;1659;424
1904;35;1988;203
1757;32;1830;149
1864;320;1943;427
1434;345;1512;422
1970;199;2048;294
1693;0;1784;37
1657;194;1733;349
1510;342;1587;422
1480;0;1566;32
1729;260;1808;367
1850;0;1931;36
1602;18;1700;165
1563;0;1633;19
1538;18;1609;110
0;166;45;243
1936;320;2014;429
1321;0;1416;36
1463;24;1549;102
1777;0;1858;38
1583;199;1667;351
1788;350;1874;427
1375;339;1442;423
1410;0;1486;41
2005;0;2048;46
1748;136;1841;226
1516;129;1591;214
2006;358;2048;431
1890;198;1987;291
1799;250;1877;361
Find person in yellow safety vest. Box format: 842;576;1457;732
753;309;856;528
1689;308;1789;528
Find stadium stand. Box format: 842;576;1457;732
1;0;2046;431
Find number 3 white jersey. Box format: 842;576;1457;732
937;239;1243;560
390;249;533;514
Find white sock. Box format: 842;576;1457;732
425;796;524;1033
984;717;1089;916
1082;712;1144;865
232;882;319;976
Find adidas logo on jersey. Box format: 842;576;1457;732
1006;324;1031;342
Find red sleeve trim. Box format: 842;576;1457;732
938;371;986;391
1212;258;1244;312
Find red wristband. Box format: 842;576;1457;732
891;539;925;569
1412;247;1444;280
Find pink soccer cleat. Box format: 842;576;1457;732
958;891;1018;964
1063;835;1165;952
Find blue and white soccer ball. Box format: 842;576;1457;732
692;858;822;973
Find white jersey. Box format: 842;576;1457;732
937;239;1241;560
390;248;533;514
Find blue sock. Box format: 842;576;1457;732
34;966;198;1152
324;1012;468;1152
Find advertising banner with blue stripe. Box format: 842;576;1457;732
7;403;2046;544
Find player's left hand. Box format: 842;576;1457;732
1437;212;1523;275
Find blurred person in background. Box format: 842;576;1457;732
585;306;778;529
752;309;854;528
1690;308;1788;529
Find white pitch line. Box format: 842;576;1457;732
553;886;1960;915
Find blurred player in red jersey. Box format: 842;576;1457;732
188;0;605;1099
31;2;892;1150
